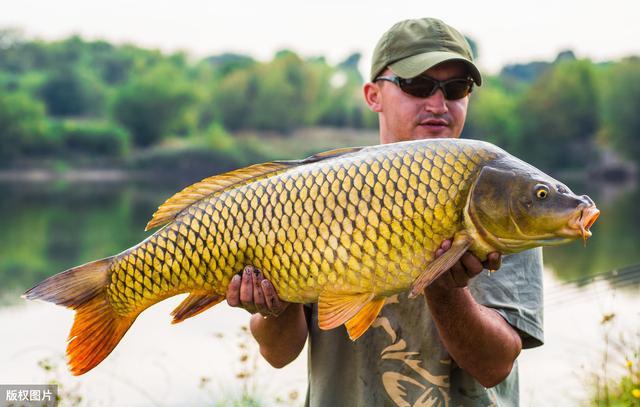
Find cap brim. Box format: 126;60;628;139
389;51;482;85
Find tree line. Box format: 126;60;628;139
0;29;638;172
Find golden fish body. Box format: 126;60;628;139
108;139;494;314
24;138;599;375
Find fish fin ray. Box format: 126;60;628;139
409;234;473;298
23;256;114;306
23;256;134;375
171;293;223;324
317;291;374;330
345;297;386;340
145;161;295;230
67;296;135;375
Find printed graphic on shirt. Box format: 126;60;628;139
372;294;451;407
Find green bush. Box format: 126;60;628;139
50;120;130;157
0;91;47;160
111;64;198;147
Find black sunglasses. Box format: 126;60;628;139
375;74;474;100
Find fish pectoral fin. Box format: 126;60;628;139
318;291;374;331
171;293;224;324
345;297;386;341
409;234;473;298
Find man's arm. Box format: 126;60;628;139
227;266;308;368
425;241;522;388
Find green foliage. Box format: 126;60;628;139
588;320;640;407
206;53;257;79
215;51;315;132
464;83;521;153
39;67;105;116
598;57;640;162
0;29;51;73
1;31;639;172
112;64;198;147
0;91;47;159
517;59;599;169
211;68;257;131
49;119;130;157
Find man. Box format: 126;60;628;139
227;18;543;406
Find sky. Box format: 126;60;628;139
1;0;639;75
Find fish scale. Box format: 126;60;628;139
26;138;599;375
106;140;490;315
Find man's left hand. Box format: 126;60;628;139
429;239;502;290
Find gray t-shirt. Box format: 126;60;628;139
304;248;544;407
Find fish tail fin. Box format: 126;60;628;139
23;256;135;375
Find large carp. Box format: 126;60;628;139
25;138;599;375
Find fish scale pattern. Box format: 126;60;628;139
107;140;498;315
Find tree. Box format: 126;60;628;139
517;59;599;170
112;64;198;147
205;53;256;79
38;67;105;117
212;50;322;133
0;91;47;159
598;57;640;161
464;79;521;153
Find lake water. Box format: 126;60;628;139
1;175;639;406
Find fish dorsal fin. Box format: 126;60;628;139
146;162;292;230
146;145;365;231
281;145;365;164
171;292;223;324
318;291;374;331
409;233;473;298
345;297;386;340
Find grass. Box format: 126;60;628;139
588;313;640;406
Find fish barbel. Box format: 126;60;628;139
24;138;599;375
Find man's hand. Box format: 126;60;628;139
227;266;307;369
424;239;520;387
226;265;290;317
429;239;502;291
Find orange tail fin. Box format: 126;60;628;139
23;256;135;375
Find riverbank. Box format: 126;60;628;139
1;127;380;183
1;128;634;185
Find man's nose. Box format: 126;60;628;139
424;88;448;114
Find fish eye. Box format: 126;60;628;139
535;184;549;200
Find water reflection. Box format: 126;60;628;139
0;180;183;304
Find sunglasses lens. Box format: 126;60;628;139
399;77;437;98
398;77;472;100
442;80;473;100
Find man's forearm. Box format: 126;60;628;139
425;286;522;388
249;303;308;368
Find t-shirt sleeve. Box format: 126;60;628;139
468;247;544;349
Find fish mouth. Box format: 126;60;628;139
565;205;600;242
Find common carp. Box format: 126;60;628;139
24;138;599;375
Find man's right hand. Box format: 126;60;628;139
226;265;290;317
228;265;307;368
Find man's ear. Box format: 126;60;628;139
363;82;383;112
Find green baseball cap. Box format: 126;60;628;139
370;17;482;85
